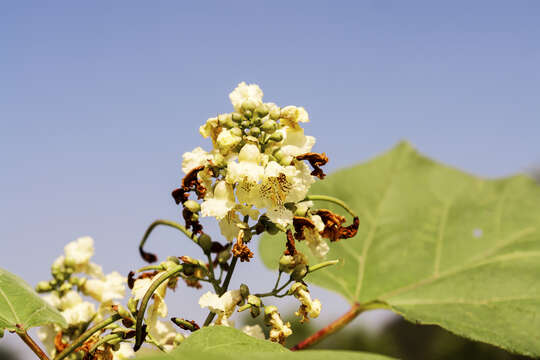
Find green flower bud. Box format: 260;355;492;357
250;306;261;318
260;120;277;133
279;255;295;273
197;233;212;254
174;333;185;345
213;153;226;167
240;120;251;128
268;132;283;142
242;100;257;112
265;221;279;235
247;294;261;307
116;305;131;319
230;127;243;137
218;114;234;128
269;107;281;120
35;281;53;293
291;264;308;281
128;298;138;314
294;203;309;217
240;284;250;299
111;341;121;351
184;200;201;213
243;109;252;118
59;282;72;293
190;213;199;222
167;256;180;265
255;104;269;117
218;248;231;264
232;112;244;123
250;127;261;137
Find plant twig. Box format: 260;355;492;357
139;220;197;262
56;314;122;360
17;331;50;360
291;302;378;351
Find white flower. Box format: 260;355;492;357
280;106;309;129
199;290;242;325
304;215;329;259
112;343;135;360
242;325;265;340
84;271;126;303
229;82;263;111
226;144;264;184
42;292;61;309
290;283;321;322
264;306;292;344
201;181;236;220
64;236;94;267
147;316;179;352
216;128;241;150
279;127;316;158
62;301;96;325
199;116;220;142
218;210;242;242
37;325;57;356
132;277;169;318
182;147;212;174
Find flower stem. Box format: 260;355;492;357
304;195;357;217
203;256;239;327
56;314;122;360
291;302;385;351
134;264;184;350
139;219;196;262
17;331;50;360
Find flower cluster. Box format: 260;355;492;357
35;83;360;358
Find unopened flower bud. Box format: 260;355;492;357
240;120;251;128
190;213;199;222
128;298;138;314
255;104;269;117
265;221;280;235
247;295;261;307
243;109;252;118
279;255;295;273
59;282;72;293
218;248;231;264
240;284;250;299
268;132;283;142
269;107;281;120
218;114;234;128
167;256;180;265
174;333;185;345
230;127;243;137
261;120;277;133
115;305;132;319
232;112;244;123
291;264;308;281
250;127;261;137
198;233;212;254
184;200;201;213
35;281;53;293
250;306;261;318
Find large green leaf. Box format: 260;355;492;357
136;326;394;359
260;142;540;357
0;268;66;332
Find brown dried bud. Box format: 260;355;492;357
296;152;329;179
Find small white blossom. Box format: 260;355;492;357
229;82;263;111
64;236;94;267
242;325;265;340
264;306;292;344
226;144;265;184
112;343;135;360
201;181;236;220
280;106;309;129
280;127;316;158
199;290;242;325
182;147;212;174
218;210;242;242
216;128;242;150
84;271;126;303
304;214;329;259
290;283;321;322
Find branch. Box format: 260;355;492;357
17;331;50;360
139;219;197;263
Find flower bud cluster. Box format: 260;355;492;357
180;82;320;245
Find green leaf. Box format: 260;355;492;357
136;326;394;359
0;268;66;332
260;142;540;357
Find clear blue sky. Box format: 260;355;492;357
1;1;539;357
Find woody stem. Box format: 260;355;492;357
17;331;50;360
291;301;386;351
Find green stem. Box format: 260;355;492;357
203;256;239;327
55;314;122;360
88;333;123;354
308;260;339;273
137;265;164;272
134;264;184;350
17;331;50;360
304;195;357;217
255;278;293;298
206;254;221;293
139;220;197;262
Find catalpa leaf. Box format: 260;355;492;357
260;142;540;357
136;326;394;360
0;268;66;332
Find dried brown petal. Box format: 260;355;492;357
54;331;67;353
139;246;158;263
292;216;315;240
127;271;136;289
284;229;297;256
296;152;329;179
316;209;359;242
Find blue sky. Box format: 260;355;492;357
1;1;539;356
